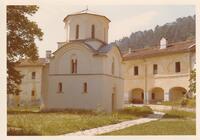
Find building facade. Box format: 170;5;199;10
9;9;196;112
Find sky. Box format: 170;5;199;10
30;4;195;57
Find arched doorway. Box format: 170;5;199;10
132;88;144;104
169;87;187;101
150;87;164;104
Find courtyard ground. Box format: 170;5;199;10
7;106;152;135
7;105;196;136
102;110;196;135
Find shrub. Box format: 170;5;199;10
180;98;196;108
119;106;153;117
163;109;196;119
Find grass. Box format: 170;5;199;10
118;106;153;117
161;98;196;108
102;119;196;135
163;109;196;119
7;106;152;136
102;109;196;135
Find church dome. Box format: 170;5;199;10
63;8;110;43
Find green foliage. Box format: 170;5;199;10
7;5;43;95
163;110;196;119
189;69;196;96
119;106;153;117
113;15;195;52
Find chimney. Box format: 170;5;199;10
46;50;51;58
160;37;167;49
57;42;66;49
128;48;132;54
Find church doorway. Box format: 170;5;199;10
112;87;116;111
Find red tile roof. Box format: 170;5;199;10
16;58;46;67
123;40;195;61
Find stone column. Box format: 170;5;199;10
144;92;149;104
164;92;170;101
123;91;130;104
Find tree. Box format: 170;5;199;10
112;15;195;52
188;69;196;98
7;5;43;95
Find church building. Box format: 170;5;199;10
9;9;196;112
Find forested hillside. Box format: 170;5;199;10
113;15;195;52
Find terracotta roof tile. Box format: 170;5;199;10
16;58;46;67
123;40;195;60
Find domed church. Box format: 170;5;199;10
11;8;196;112
41;9;124;112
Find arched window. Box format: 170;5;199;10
71;59;77;74
31;90;35;96
76;24;79;39
83;82;88;93
58;82;62;93
91;24;95;39
111;58;115;75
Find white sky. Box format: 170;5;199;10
30;4;195;57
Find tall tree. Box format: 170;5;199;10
7;5;43;95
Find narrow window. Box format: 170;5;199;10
76;24;79;39
152;93;155;100
74;59;77;73
58;82;62;93
32;72;36;79
111;58;114;75
71;59;77;74
134;66;139;75
91;24;95;39
175;62;181;72
83;82;87;93
71;59;74;73
153;64;158;74
31;90;35;96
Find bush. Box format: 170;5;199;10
161;98;196;108
181;98;196;108
163;109;196;119
119;106;153;117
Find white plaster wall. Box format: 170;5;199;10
50;43;104;74
15;66;43;104
64;14;109;43
124;52;191;102
103;47;123;77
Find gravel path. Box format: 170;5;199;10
64;111;165;136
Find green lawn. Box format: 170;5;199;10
102;119;196;135
7;106;153;135
102;109;196;135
